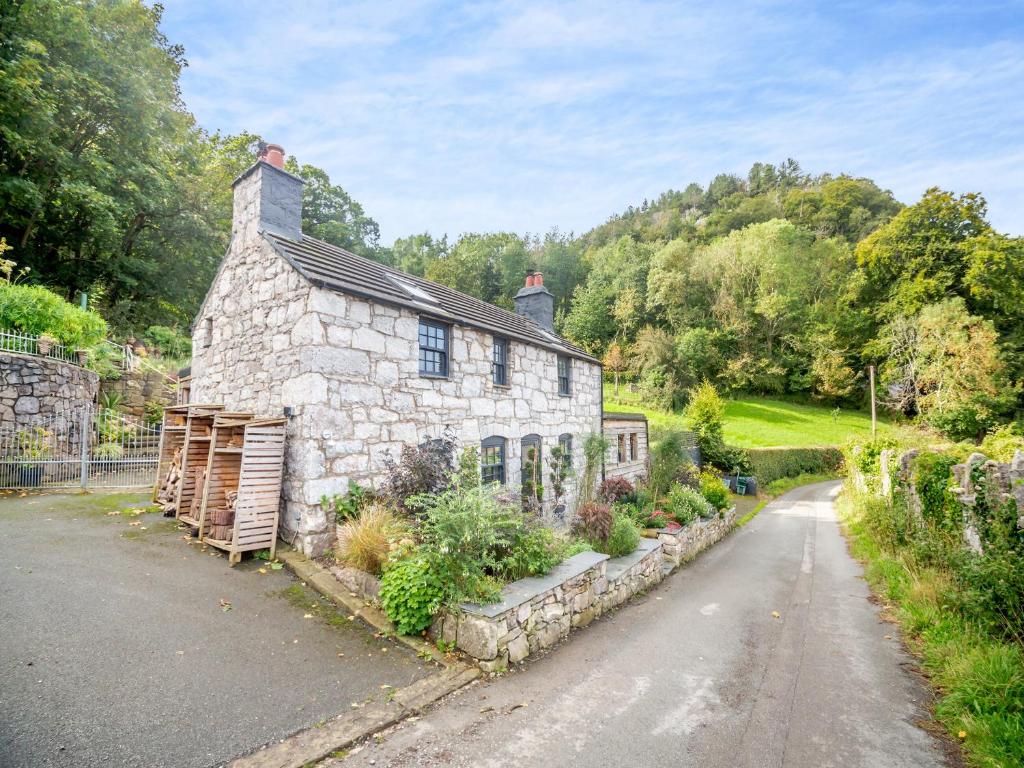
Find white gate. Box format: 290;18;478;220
0;407;160;490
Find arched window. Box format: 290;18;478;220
521;434;542;504
557;433;573;470
481;436;506;484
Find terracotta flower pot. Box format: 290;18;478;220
75;349;90;365
37;335;56;355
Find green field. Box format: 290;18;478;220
603;385;902;448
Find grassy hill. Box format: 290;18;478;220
603;386;902;448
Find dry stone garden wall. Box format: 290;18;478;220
0;352;98;427
332;509;738;671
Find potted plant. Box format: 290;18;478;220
75;348;90;366
14;426;51;487
37;334;57;356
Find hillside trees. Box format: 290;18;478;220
0;0;384;333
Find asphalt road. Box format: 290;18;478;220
0;492;431;768
333;481;951;768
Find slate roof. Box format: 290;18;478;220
263;231;599;364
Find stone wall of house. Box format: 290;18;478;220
98;368;176;419
604;416;649;484
191;174;602;556
0;352;99;427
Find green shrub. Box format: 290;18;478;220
144;325;192;358
413;483;524;604
747;446;843;485
699;471;730;512
379;552;445;635
685;380;750;472
497;526;561;581
912;451;958;529
593;512;640;558
0;283;107;348
979;423;1024;462
666;483;712;525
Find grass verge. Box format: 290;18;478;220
836;486;1024;768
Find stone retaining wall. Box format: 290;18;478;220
0;352;99;427
657;507;740;568
332;510;737;671
98;368;176;420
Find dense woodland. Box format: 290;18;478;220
2;1;1023;440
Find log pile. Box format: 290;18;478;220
156;447;183;516
209;490;237;541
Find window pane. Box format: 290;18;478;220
492;338;508;385
419;320;448;375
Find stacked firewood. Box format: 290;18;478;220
189;469;207;519
209;490;237;541
156;447;183;516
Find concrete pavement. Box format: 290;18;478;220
330;481;951;768
0;492;433;768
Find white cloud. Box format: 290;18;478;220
161;0;1024;239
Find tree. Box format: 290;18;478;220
855;188;992;318
390;233;448;276
284;159;383;260
877;298;1015;439
603;342;627;396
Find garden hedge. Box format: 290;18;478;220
746;446;844;485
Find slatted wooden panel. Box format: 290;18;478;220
174;405;223;522
197;414;252;540
231;419;287;560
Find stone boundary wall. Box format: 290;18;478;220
867;448;1024;553
98;368;176;420
332;508;738;671
0;352;99;427
657;506;741;568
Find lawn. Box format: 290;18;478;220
603;385;903;448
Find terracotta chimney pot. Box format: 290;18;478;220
534;272;544;286
525;273;535;287
261;143;286;169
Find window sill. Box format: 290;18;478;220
492;382;512;390
558;392;572;398
419;372;450;381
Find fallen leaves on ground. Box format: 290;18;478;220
270;562;283;570
771;611;781;619
220;599;232;612
258;567;267;574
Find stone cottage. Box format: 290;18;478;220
190;145;606;555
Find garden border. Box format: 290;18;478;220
300;505;740;672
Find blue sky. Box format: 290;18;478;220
161;1;1024;243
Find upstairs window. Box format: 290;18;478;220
629;432;638;462
481;436;506;484
492;337;509;386
617;433;626;463
557;355;572;396
203;317;213;348
418;319;449;377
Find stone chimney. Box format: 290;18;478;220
231;142;305;243
514;271;555;331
